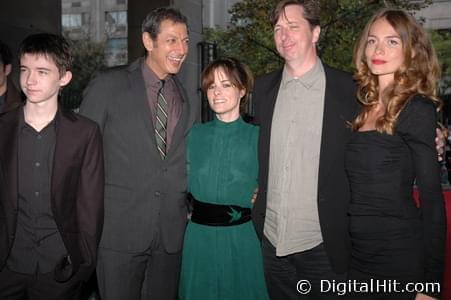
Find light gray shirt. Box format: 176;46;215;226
264;59;326;256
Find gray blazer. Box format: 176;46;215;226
80;58;200;253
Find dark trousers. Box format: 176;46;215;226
262;235;346;299
96;234;182;300
0;268;82;300
346;268;416;300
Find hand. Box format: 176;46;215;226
415;293;437;300
435;127;446;162
251;187;259;204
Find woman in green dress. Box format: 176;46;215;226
179;58;269;300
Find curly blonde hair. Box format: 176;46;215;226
352;8;441;134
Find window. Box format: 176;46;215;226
106;11;127;26
105;38;128;66
62;13;89;28
62;14;82;28
105;11;127;37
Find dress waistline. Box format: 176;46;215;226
188;193;251;226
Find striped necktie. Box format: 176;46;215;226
155;80;168;159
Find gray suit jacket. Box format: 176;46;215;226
80;58;200;253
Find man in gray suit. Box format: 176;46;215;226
80;7;199;300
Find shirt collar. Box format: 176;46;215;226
141;60;172;89
281;58;324;89
19;106;57;132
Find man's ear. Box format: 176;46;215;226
59;70;72;87
4;64;11;77
142;32;155;52
312;26;321;44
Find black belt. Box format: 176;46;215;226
189;193;251;226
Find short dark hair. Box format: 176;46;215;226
0;40;13;66
141;7;188;40
201;57;254;112
270;0;320;29
18;33;73;76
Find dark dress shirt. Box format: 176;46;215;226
6;110;67;274
141;61;182;152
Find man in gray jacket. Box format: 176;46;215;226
80;7;199;300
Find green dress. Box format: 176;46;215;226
179;117;269;300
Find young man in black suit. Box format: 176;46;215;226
0;33;104;300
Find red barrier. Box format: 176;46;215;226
413;188;450;299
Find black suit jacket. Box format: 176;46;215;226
79;58;200;253
252;64;359;273
0;106;104;282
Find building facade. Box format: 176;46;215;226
62;0;128;66
415;0;451;30
415;0;451;97
203;0;240;28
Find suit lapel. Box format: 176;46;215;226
0;108;21;211
51;109;73;215
261;70;283;138
127;61;160;156
318;66;345;191
167;77;189;157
